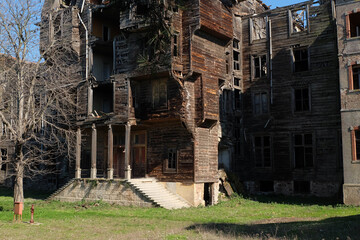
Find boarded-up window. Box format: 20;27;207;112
253;92;268;115
294;133;313;168
251;17;266;40
349;64;360;90
254;136;271;167
294;88;310;112
152;79;167;109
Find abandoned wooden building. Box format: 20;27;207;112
34;0;360;206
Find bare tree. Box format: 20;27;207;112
0;0;79;203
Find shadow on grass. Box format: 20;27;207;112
186;215;360;239
244;194;342;207
0;187;51;200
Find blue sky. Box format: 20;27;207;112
263;0;307;9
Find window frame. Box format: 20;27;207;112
291;47;310;73
251;55;267;80
288;5;310;36
253;135;272;168
172;32;180;57
293;86;311;113
152;78;168;110
164;148;178;173
253;92;269;116
233;39;241;71
249;17;267;43
345;11;360;39
293;133;314;169
351;127;360;162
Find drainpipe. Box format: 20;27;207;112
77;12;92;115
267;16;273;105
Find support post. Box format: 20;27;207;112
124;122;132;179
75;127;82;179
107;124;114;179
90;124;97;179
88;86;93;116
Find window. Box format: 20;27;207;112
1;148;7;171
294;133;313;168
292;47;309;72
250;17;266;41
290;7;308;33
252;55;267;78
294;88;310;112
166;148;177;171
254;136;271;167
346;12;360;38
351;127;360;161
234;77;240;87
253;92;268;115
233;40;240;71
172;33;179;57
152;79;167;109
349;64;360;90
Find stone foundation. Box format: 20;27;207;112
343;184;360;206
52;179;153;207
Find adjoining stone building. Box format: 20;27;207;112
37;0;360;206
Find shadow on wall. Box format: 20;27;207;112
186;214;360;239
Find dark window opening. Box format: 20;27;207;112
294;88;310;112
173;34;179;57
253;55;267;78
234;77;240;87
350;65;360;90
93;84;114;114
103;25;110;42
167;148;177;170
260;181;274;192
204;183;210;206
234;89;241;110
352;128;360;161
136;3;148;15
294;134;313;168
293;48;309;72
253;92;268;115
254;136;271;167
0;148;7;171
349;12;360;38
294;181;310;194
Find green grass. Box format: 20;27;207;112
0;188;359;240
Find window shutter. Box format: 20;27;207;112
346;14;350;38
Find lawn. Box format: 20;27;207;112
0;188;359;240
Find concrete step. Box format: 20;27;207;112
127;178;191;210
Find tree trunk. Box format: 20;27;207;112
14;163;24;203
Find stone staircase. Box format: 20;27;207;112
127;178;191;210
46;178;75;201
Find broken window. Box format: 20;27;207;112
252;55;267;78
292;47;309;72
254;136;271;167
166;148;177;171
93;84;114;114
172;33;179;57
291;7;308;33
233;40;240;71
351;128;360;161
0;148;7;171
294;88;310;112
253;92;268;115
346;12;360;38
152;79;167;109
349;64;360;90
294;133;313;168
250;17;266;41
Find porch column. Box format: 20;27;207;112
87;86;93;116
75;127;81;179
90;123;97;179
107;124;113;179
124;122;132;179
